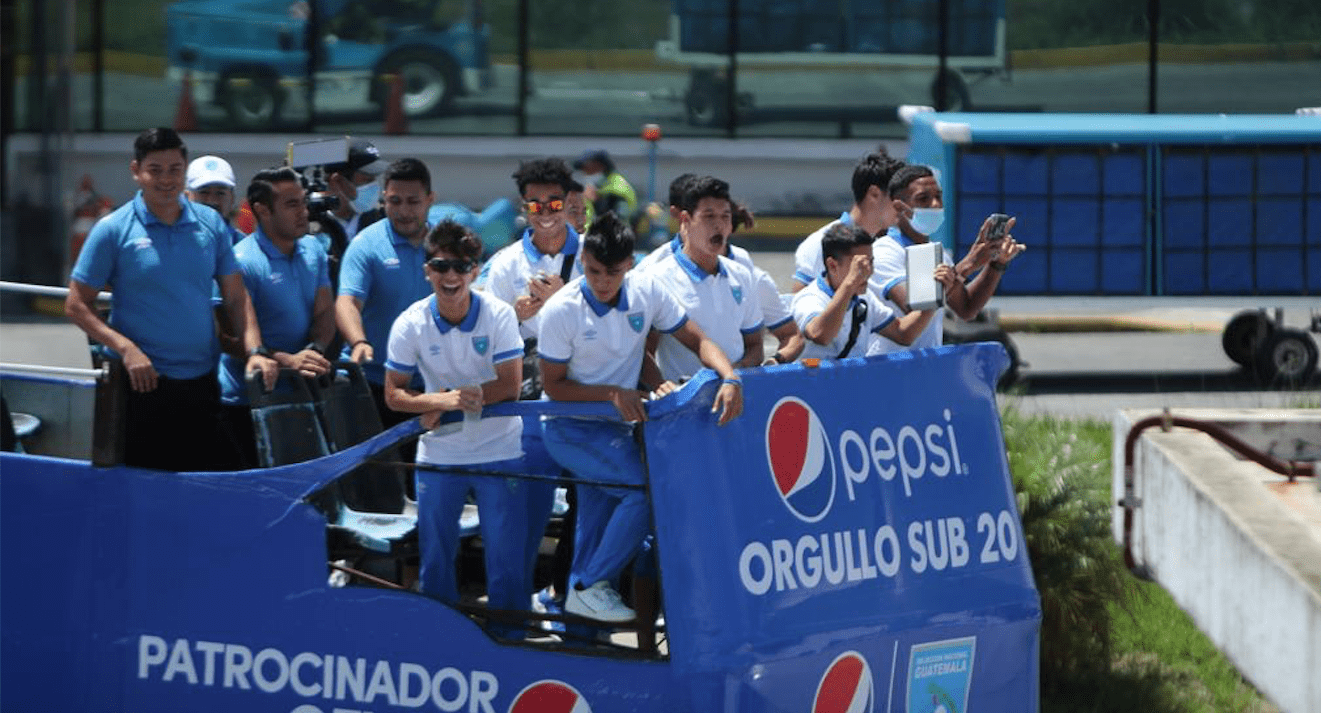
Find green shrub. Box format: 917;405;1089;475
1000;409;1133;695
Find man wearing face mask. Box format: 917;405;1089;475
573;149;637;231
868;164;1026;353
314;139;388;290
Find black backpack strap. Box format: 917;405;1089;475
558;251;576;282
836;299;868;359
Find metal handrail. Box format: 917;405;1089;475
1120;409;1315;575
0;280;111;302
0;362;106;380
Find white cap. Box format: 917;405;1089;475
187;155;236;190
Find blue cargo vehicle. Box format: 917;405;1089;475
1;292;1040;713
905;111;1321;382
166;0;493;129
655;0;1007;125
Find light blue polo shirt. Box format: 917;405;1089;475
71;191;239;379
218;228;331;404
337;218;433;384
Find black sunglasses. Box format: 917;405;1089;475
426;257;474;274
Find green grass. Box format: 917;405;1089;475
998;406;1278;712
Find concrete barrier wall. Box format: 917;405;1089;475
1112;409;1321;713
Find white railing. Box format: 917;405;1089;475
0;281;111;302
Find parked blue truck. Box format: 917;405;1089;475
166;0;493;128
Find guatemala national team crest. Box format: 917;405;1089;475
627;312;645;333
471;335;489;355
765;396;836;523
813;651;875;713
907;637;976;713
731;285;743;304
507;680;592;713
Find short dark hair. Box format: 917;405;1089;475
679;175;731;213
851;152;904;203
888;164;935;200
134;127;187;163
821;223;874;263
667;172;698;208
583;211;634;266
424;219;483;262
512;158;573;195
567;178;585;194
732;200;755;232
382;158;432;193
246;166;301;211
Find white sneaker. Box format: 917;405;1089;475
565;581;636;623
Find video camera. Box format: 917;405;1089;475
286;138;350;220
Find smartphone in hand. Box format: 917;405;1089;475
985;213;1012;242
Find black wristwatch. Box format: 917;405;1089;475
248;345;273;358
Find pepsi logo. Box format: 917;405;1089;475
812;651;874;713
507;680;592;713
765;397;836;523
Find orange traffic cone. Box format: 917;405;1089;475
174;71;198;132
383;73;408;135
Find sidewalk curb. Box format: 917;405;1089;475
1000;314;1224;334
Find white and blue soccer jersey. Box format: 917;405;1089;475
643;251;762;380
537;273;688;392
792;213;852;286
636;235;791;332
476;226;583;340
385;292;525;465
752;264;793;330
870;226;952;350
791;275;896;360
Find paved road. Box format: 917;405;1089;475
5;249;1316;421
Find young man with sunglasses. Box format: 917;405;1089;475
536;212;744;623
792;223;943;360
335;158;436;425
383;221;556;638
479;158;583;354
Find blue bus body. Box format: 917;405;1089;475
2;345;1040;712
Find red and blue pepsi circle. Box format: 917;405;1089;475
812;650;874;713
507;680;592;713
765;396;836;523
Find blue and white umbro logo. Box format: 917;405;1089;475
429;345;441;356
383;257;401;268
132;236;153;250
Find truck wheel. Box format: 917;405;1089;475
221;73;281;129
685;70;729;127
1252;328;1318;385
376;50;457;117
1221;310;1274;368
930;69;970;111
